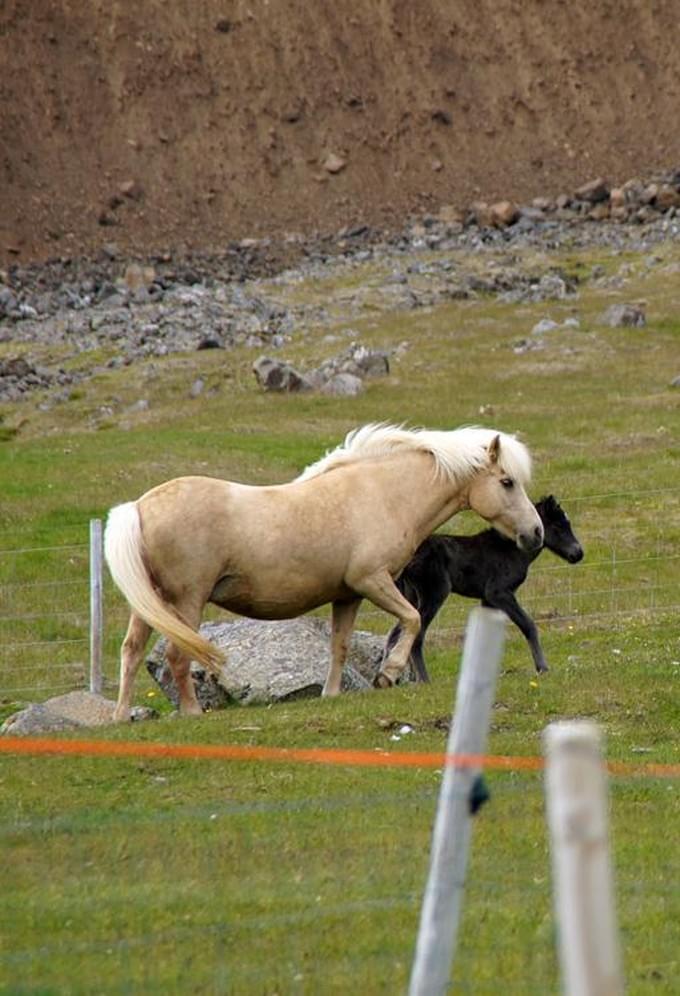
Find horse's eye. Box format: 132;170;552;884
501;477;514;489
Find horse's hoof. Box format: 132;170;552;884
373;672;394;689
536;663;549;675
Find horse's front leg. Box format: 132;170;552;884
353;570;421;688
323;597;362;697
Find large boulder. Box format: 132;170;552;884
147;616;388;708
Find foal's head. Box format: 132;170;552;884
467;434;544;553
536;495;584;563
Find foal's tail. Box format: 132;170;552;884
104;502;225;672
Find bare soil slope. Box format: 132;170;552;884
2;0;680;263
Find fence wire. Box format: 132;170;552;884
0;488;679;702
0;765;676;995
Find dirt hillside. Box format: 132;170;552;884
2;0;680;264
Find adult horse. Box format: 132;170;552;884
104;423;543;720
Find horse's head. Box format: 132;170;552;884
467;435;544;552
537;495;584;563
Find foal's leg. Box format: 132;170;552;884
483;588;549;673
408;579;452;683
113;613;152;722
323;597;362;697
353;570;421;688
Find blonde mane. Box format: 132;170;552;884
296;422;532;485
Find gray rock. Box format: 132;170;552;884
574;177;610;204
147;616;387;708
0;287;18;314
1;704;82;736
0;690;157;735
600;302;646;327
532;318;559;335
0;356;33;378
252;356;313;393
321;372;364;396
311;342;390;386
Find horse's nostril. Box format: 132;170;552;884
534;525;543;542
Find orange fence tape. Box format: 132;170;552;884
0;735;678;778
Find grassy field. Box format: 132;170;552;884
0;239;679;994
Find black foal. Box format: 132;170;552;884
384;495;583;680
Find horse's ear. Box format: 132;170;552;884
488;434;501;464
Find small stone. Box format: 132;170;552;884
654;184;680;210
321;373;364;396
588;203;610;221
252;356;313;393
437;204;465;225
196;336;222;350
469;201;494;228
574;177;609;204
119;179;144;201
490;200;520;227
323;152;347;174
600;303;646;328
532;318;559;335
123;263;155;291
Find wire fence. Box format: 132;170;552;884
1;513;678;995
0;487;678;702
1;747;677;993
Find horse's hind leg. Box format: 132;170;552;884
113;613;152;722
166;642;204;716
323;597;362;697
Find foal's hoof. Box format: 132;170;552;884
536;663;549;675
373;672;394;690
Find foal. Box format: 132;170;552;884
383;495;583;680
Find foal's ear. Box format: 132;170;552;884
488;434;501;464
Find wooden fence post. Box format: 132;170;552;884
544;721;624;996
89;518;103;695
408;607;507;996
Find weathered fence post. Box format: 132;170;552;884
408;607;507;996
89;518;103;694
543;721;624;996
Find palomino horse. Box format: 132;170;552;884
104;423;543;720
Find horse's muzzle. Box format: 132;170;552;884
567;543;584;563
518;525;544;553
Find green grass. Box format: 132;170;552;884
0;240;679;993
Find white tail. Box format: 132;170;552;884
104;502;225;671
